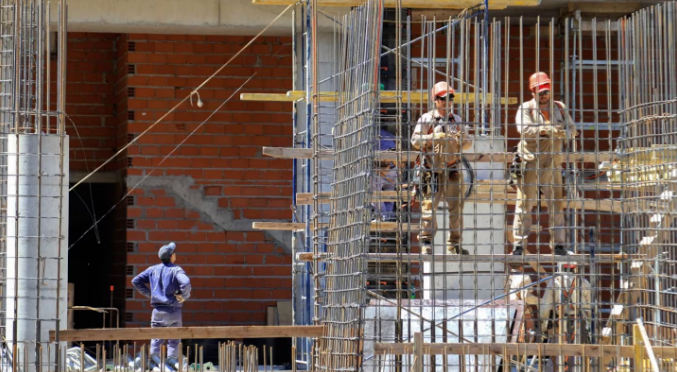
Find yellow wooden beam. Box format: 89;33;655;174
568;2;643;14
262;147;615;163
240;91;518;105
285;90;518;105
239;93;296;102
252;0;541;10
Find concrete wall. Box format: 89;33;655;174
51;0;349;36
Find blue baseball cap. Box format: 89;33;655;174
158;242;176;261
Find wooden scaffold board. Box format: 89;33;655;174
373;341;677;359
241;90;518;104
295;252;630;264
50;325;324;342
262;146;615;163
251;0;541;9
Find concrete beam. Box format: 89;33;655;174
51;0;350;36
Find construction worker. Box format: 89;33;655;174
508;272;592;343
411;81;472;255
372;128;397;222
132;242;191;358
511;72;578;256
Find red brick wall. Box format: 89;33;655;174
112;34;131;322
63;33;119;171
122;34;294;326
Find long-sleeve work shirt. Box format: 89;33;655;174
132;263;191;312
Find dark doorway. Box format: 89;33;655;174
68;183;119;330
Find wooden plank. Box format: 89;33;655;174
413;333;423;372
251;0;541;10
568;2;643;14
49;325;324;342
635;319;661;372
252;221;410;232
295;252;629;263
253;222;305;231
262;147;615;163
373;342;677;359
239;93;297;102
256;221;541;234
295;191;619;213
282;90;518;105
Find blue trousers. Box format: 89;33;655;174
150;308;182;357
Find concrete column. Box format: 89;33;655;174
422;136;506;301
5;134;69;370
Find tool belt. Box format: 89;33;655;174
413;159;459;198
508;145;523;187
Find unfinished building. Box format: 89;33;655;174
1;0;677;372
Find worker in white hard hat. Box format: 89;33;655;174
411;81;472;255
511;72;578;256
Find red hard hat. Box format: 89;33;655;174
529;72;551;92
431;81;455;99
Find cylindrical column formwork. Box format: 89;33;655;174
5;135;68;368
619;1;677;345
0;0;68;371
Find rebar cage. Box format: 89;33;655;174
288;1;677;372
0;0;69;371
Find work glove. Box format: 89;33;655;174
432;132;452;141
540;127;567;138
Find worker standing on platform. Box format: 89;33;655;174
511;72;578;256
132;242;191;358
411;81;472;255
372;128;398;222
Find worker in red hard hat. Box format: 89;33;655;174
510;72;578;256
411;81;472;255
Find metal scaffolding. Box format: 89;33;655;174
246;1;677;372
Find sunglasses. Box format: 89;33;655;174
435;95;455;101
538;90;550;97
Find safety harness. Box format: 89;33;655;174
412;113;474;200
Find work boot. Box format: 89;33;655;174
553;245;572;256
512;245;524;255
421;240;433;255
448;244;469;255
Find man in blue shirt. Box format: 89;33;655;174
132;242;191;358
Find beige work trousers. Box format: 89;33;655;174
418;170;466;246
512;154;567;248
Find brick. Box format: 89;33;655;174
204;186;222;196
